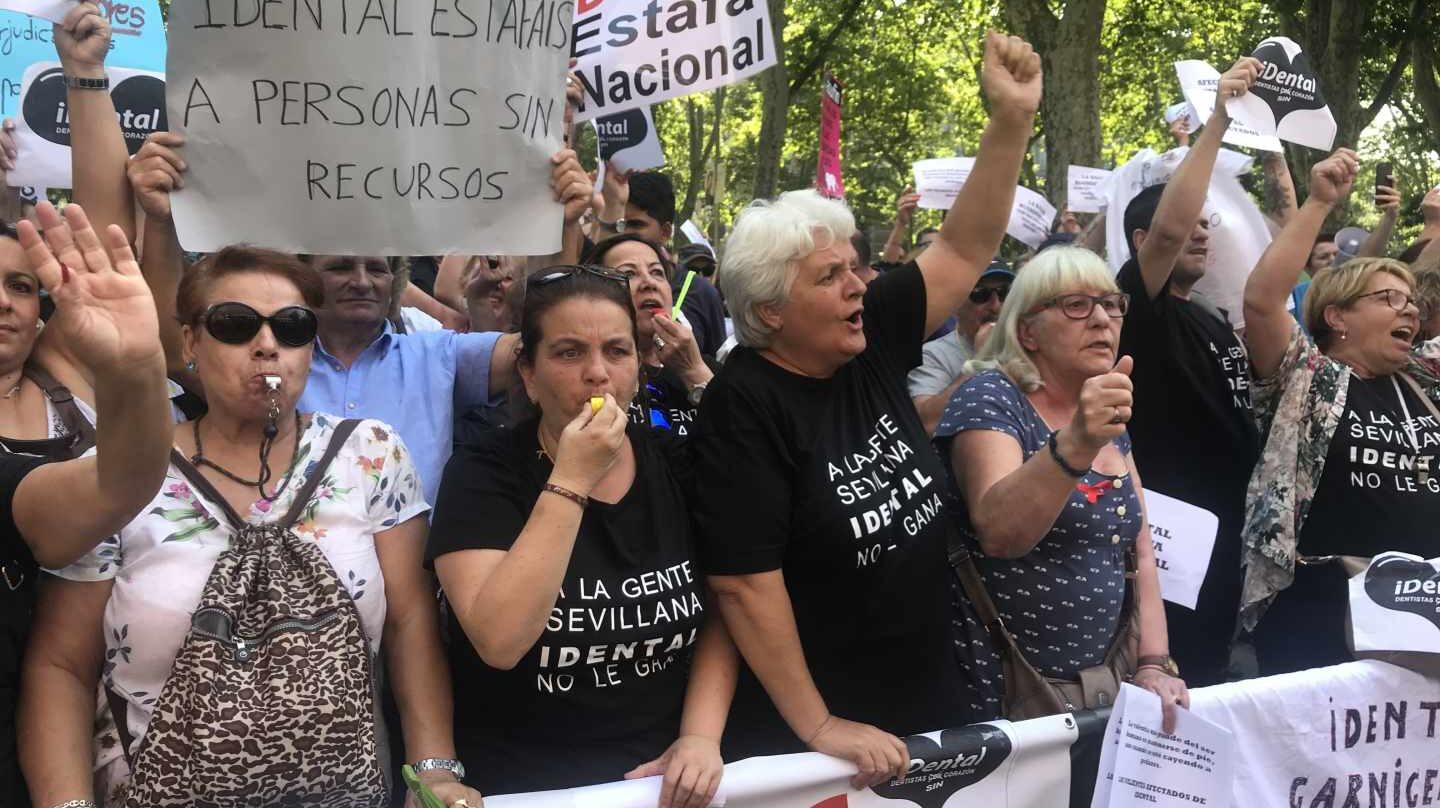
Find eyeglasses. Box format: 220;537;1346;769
528;264;629;288
1030;292;1130;320
199;302;319;348
969;285;1011;305
1354;288;1415;312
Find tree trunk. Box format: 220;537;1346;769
1413;39;1440;158
678;89;726;230
1278;0;1371;201
1005;0;1106;209
752;0;789;201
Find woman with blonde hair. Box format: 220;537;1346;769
1241;148;1440;673
935;246;1188;730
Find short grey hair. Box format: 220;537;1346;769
719;189;857;348
964;247;1119;392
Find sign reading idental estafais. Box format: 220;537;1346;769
9;61;165;189
166;0;571;255
571;0;775;122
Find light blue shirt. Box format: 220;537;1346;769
300;322;500;504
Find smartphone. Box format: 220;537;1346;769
1376;161;1395;194
401;764;448;808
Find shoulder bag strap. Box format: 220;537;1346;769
1398;371;1440;424
23;363;95;457
277;419;361;528
946;535;1024;658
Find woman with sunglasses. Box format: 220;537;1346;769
1239;150;1440;674
583;235;715;436
23;247;482;808
935;247;1188;730
428;265;735;805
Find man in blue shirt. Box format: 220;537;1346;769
299;150;590;503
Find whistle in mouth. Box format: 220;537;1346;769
590;396;604;413
263;375;282;392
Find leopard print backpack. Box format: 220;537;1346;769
112;419;391;807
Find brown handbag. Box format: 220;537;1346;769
949;538;1139;720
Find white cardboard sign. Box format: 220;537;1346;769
1175;37;1336;153
593;105;666;174
1163;100;1199;134
913;157;1056;249
0;0;69;23
1066;165;1112;214
680;220;710;249
165;0;570;256
571;0;776;122
1349;552;1440;655
1093;684;1236;808
1142;489;1218;611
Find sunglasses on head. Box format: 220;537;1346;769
528;264;629;287
969;284;1011;305
199;302;319;348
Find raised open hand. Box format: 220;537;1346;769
980;31;1041;121
18;202;162;374
54;2;111;76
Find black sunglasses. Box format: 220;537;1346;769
969;284;1010;305
199;302;319;348
528;264;629;287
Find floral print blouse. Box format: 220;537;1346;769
1240;326;1440;630
50;414;428;801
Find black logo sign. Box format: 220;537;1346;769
1364;555;1440;629
22;67;165;156
872;725;1011;807
1249;40;1328;122
594;108;650;160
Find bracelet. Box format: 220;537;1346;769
542;482;588;509
63;75;109;90
413;756;466;780
804;714;834;745
1132;664;1171;679
1046;430;1088;478
49;800;98;808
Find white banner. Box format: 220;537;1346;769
1142;489;1218;611
1098;146;1272;327
1067;165;1113;214
489;714;1079;808
594;106;666;174
166;0;570;256
9;61;165;189
1350;553;1440;655
913;157;1056;249
1192;661;1440;808
0;0;68;23
572;0;775;122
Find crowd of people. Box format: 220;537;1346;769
0;6;1436;808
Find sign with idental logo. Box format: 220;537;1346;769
1350;552;1440;655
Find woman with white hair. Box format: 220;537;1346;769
691;32;1041;786
934;247;1189;732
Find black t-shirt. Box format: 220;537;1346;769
426;421;706;795
0;452;46;808
1116;259;1260;681
693;263;972;758
1300;373;1440;559
627;360;717;437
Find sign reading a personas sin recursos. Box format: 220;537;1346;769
571;0;775;122
166;0;571;256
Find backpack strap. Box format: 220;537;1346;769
169;448;248;531
277;419;361;529
17;363;95;458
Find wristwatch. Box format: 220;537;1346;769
1136;654;1180;677
687;381;708;407
64;75;109;90
413;757;466;780
597;218;625;233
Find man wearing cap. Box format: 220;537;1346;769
673;242;727;358
907;259;1013;435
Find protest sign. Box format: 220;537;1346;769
1176;36;1336;152
1098;146;1271;327
0;0;165;119
1141;489;1218;611
165;0;570;256
816;72;842;198
1067;165;1112;214
0;0;69;24
680;219;710;249
1163;100;1199;134
1350;553;1440;656
1093;685;1235;808
572;0;776;122
8;61;163;189
594;106;665;174
914;157;1056;249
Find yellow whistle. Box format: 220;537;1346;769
590;396;605;413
